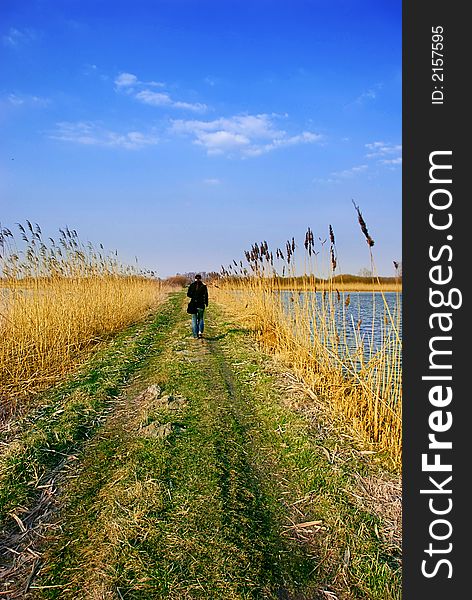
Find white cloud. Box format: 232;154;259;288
381;157;402;165
356;89;377;102
331;164;368;178
365;141;402;167
365;141;402;158
349;83;383;107
245;131;322;156
203;178;221;185
314;139;401;185
115;72;139;87
114;71;205;111
2;27;36;47
172;100;207;112
135;90;171;106
197;130;249;154
114;72;165;89
49;122;159;150
7;94;25;106
313;164;369;185
135;90;207;112
2;93;50;108
171;114;321;157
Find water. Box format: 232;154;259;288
280;290;402;364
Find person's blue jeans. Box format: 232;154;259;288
192;308;205;337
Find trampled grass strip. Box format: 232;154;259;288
0;293;182;529
32;303;319;598
15;295;400;599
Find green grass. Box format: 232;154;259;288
1;292;400;599
0;293;182;527
214;316;401;599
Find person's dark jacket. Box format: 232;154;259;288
187;281;208;309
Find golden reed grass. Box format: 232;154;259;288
212;211;402;467
0;222;169;411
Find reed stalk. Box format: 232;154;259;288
212;212;402;467
0;223;168;411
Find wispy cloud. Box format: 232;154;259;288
355;88;379;103
244;131;321;157
171;114;321;157
358;83;383;103
381;157;402;165
365;141;402;158
2;27;37;47
49;121;159;149
114;71;206;112
115;72;139;88
314;138;402;185
203;178;221;185
331;164;368;178
114;72;165;89
0;93;51;114
345;83;383;109
3;93;50;108
314;164;368;184
82;63;98;75
365;141;402;167
135;90;207;112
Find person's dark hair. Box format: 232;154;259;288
195;274;202;280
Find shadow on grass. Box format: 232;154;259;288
204;333;228;341
205;328;251;342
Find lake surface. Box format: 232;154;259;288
280;291;402;362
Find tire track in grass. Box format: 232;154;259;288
30;298;317;599
209;344;288;594
115;319;289;599
0;293;182;598
108;307;318;599
18;294;399;599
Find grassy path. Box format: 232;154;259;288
0;292;401;599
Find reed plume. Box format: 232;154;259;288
0;222;168;412
211;214;402;466
352;200;375;247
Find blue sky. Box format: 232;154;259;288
1;0;401;277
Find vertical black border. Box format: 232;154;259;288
403;3;467;597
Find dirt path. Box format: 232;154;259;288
0;292;401;599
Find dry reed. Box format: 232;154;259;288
212;209;402;467
0;223;168;411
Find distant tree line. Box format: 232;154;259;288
164;266;402;288
164;271;220;287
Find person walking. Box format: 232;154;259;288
187;274;208;339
